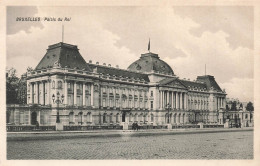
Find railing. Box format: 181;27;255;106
63;125;123;131
203;124;224;128
172;124;200;129
6;125;56;132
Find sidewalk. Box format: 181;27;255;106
7;127;253;141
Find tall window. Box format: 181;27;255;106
150;101;153;109
103;99;106;107
58;81;62;89
69;112;74;124
103;113;107;123
151;114;154;122
151;91;153;97
52;81;55;88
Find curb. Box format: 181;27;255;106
7;128;253;142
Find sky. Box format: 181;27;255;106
6;6;254;102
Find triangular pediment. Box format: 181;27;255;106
158;78;187;89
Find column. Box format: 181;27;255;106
159;90;162;108
167;91;169;105
41;82;44;105
180;93;183;110
184;93;186;110
217;97;220;109
91;83;94;106
43;82;46;105
177;92;179;109
64;80;68;105
113;87;116;107
162;91;164;109
35;82;39;104
30;82;33;104
100;86;103;107
47;80;51;105
82;83;85;106
171;91;174;109
107;86;109;107
74;81;77;105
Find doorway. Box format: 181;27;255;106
122;112;126;122
31;111;37;125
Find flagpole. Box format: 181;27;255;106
62;24;64;43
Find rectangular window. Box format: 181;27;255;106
103;99;106;107
150;101;153;109
116;99;119;107
151;91;153;97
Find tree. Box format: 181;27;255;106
6;67;30;104
231;101;237;111
246;102;254;122
226;104;230;110
6;68;19;104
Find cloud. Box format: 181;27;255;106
173;6;254;49
220;77;253;102
6;6;253;102
7;6;44;35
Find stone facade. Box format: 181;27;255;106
6;42;229;127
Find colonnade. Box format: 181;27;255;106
216;97;225;109
28;80;95;106
159;90;187;110
100;86;148;109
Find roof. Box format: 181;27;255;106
35;42;91;71
158;78;188;89
127;52;174;75
180;79;207;90
88;64;150;82
196;75;223;92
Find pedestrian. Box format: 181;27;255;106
132;122;135;131
35;121;39;130
136;123;139;131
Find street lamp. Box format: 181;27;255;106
52;92;64;123
166;103;171;124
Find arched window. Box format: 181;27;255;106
52;81;55;88
144;114;148;122
116;113;119;123
58;81;62;89
134;113;138;122
103;113;107;123
69;112;74;124
86;112;91;123
110;113;113;123
78;112;83;125
99;114;102;124
129;113;132;122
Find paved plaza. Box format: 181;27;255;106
7;130;253;159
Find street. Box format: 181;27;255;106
7;130;253;159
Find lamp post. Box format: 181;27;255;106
52;92;64;123
166;103;171;124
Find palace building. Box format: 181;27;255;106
7;42;228;128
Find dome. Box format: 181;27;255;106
127;52;174;75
